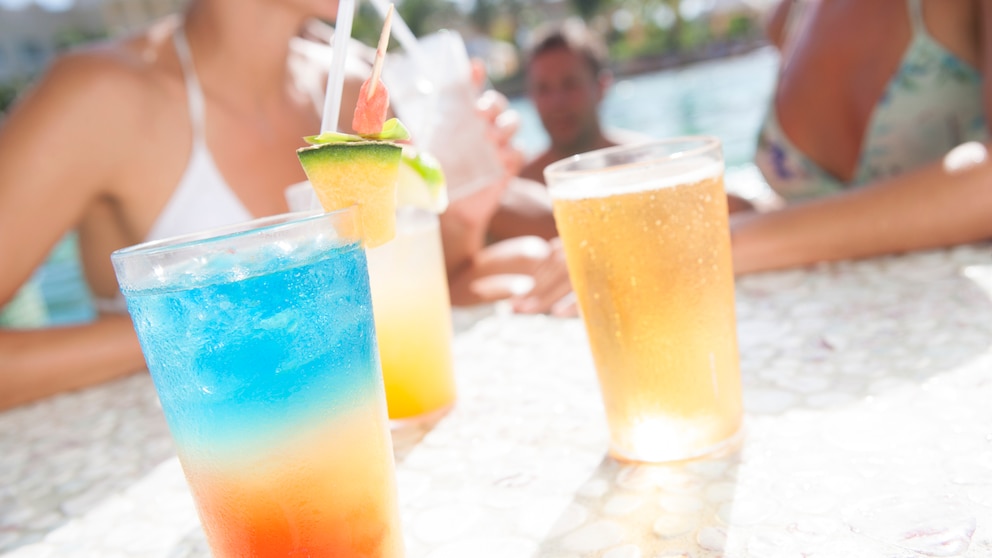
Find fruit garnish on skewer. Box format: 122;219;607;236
301;123;448;215
297;4;405;248
397;149;448;213
353;4;393;136
298;4;448;247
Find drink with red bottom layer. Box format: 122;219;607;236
112;210;404;557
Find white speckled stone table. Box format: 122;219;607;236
3;245;992;558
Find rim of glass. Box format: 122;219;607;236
111;208;352;261
543;136;721;179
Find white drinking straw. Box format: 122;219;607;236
321;0;356;133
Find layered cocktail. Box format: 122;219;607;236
367;206;455;421
298;47;457;423
112;210;403;556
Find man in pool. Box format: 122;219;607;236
518;20;623;184
489;20;637;241
469;21;623;314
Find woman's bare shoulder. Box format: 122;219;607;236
0;19;182;197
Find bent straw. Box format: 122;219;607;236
321;0;356;133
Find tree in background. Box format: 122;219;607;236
352;3;387;46
571;0;609;20
0;80;28;116
339;0;763;93
2;27;108;116
470;0;499;34
54;28;108;51
662;0;684;51
396;0;461;36
352;0;461;44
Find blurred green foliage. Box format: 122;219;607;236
1;28;107;116
352;0;462;46
0;79;28;115
341;0;762;69
0;0;766;110
727;14;755;39
54;28;108;51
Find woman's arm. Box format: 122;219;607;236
0;52;149;410
735;5;992;275
731;143;992;274
0;316;145;410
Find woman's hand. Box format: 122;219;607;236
441;89;521;237
443;59;577;316
471;59;525;178
447;235;577;317
439;63;525;277
511;237;578;317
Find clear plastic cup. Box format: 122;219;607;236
382;30;505;199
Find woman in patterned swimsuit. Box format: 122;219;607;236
734;0;992;273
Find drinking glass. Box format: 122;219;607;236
545;137;744;463
111;209;404;557
286;182;457;424
367;206;457;423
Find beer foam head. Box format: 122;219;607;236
545;138;724;200
548;158;723;200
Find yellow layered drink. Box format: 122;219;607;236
547;138;743;463
367;207;456;422
297;129;455;424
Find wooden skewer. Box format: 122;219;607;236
367;4;394;99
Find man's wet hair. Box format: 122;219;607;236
525;20;610;77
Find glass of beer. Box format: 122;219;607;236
544;137;743;463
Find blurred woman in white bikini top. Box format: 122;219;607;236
0;0;526;409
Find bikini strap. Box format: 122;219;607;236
907;0;926;36
173;25;207;141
